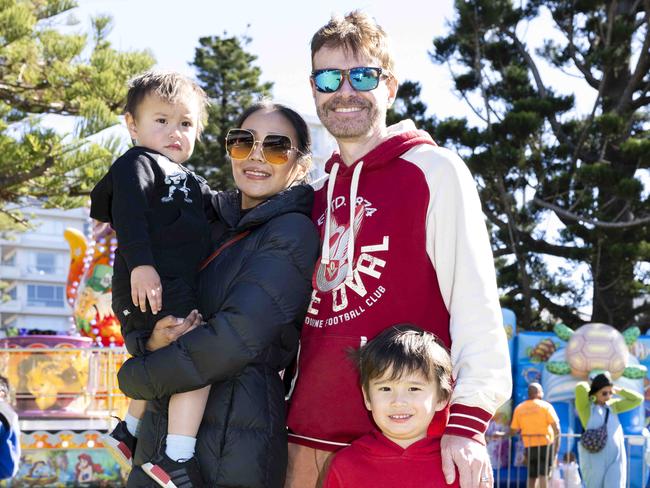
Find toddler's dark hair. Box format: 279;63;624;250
125;70;209;137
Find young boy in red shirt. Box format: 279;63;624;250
319;325;461;488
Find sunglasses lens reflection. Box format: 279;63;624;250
314;70;343;93
226;130;254;160
262;134;293;164
349;67;381;91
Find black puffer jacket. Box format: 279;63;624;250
118;184;319;488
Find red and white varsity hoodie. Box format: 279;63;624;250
286;120;511;451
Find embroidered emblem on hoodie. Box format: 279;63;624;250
313;204;365;292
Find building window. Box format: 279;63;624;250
26;284;65;308
34;220;64;236
33;252;57;274
6;288;17;300
1;253;15;266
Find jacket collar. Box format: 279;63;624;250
213;184;314;231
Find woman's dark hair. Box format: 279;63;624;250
235;101;312;173
589;371;614;397
352;324;453;404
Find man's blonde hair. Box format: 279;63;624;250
125;70;209;137
310;10;395;74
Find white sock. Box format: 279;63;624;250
165;434;196;462
124;413;141;438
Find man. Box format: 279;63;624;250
284;11;511;488
0;376;20;480
510;383;560;488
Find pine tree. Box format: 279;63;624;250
431;0;650;330
386;80;436;135
186;33;273;189
0;0;154;230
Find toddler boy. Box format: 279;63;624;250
91;70;214;487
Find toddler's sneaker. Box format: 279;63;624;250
103;419;137;471
142;453;204;488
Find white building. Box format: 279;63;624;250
0;114;336;336
303;112;337;179
0;206;88;334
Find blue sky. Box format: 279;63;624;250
73;0;464;118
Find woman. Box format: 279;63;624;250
575;371;643;488
118;101;320;487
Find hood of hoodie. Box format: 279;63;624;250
323;120;435;177
354;430;440;458
212;183;314;232
317;120;435;283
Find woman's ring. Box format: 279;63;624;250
481;474;490;483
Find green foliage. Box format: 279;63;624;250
0;0;154;230
186;33;272;189
431;0;650;330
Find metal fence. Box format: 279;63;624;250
488;432;650;488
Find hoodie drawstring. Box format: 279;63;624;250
319;160;364;285
346;161;364;283
320;162;339;266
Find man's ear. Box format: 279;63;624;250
125;112;138;140
386;75;399;108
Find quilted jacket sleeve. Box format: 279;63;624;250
117;213;319;400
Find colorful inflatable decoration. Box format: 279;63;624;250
504;318;650;488
0;336;92;415
546;322;647;380
0;430;126;487
64;222;123;347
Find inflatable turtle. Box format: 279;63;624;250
546;322;647;380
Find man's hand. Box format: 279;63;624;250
131;265;162;313
146;310;201;352
441;434;493;487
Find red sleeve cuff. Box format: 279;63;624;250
444;403;492;445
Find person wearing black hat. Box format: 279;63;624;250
575;371;642;488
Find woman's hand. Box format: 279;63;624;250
146;310;202;352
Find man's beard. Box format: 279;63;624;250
316;96;382;139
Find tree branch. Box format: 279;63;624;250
632;299;650;316
630;94;650;110
617;0;650;112
530;289;586;327
506;32;569;146
484;207;589;259
0;208;30;228
533;196;650;228
0;157;54;188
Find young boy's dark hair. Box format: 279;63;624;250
124;70;209;136
355;324;453;404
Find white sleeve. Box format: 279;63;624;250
403;144;512;439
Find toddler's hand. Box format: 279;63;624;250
131;265;162;313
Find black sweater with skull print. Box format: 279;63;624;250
90;147;214;350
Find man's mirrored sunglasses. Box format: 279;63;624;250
311;67;389;93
